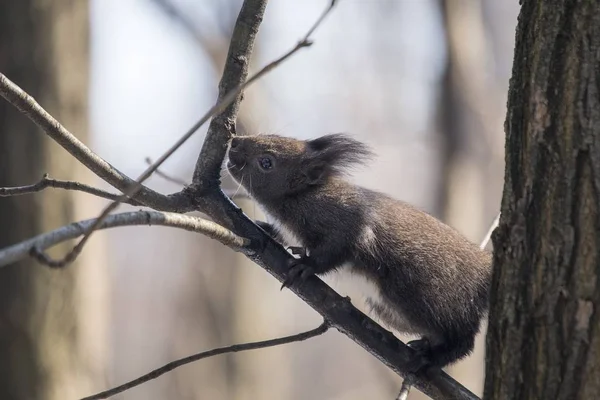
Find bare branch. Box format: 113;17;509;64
163;0;478;397
396;376;413;400
10;0;334;269
80;320;330;400
142;158;251;200
0;174;142;205
191;0;337;186
0;211;249;268
141;0;338;196
0;0;481;398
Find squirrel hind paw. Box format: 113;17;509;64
406;338;431;353
280;260;316;290
405;338;433;374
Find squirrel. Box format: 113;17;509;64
226;133;492;372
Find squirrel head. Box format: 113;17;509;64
226;133;373;199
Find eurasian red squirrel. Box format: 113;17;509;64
226;133;492;372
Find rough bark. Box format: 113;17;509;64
485;1;600;399
0;1;108;399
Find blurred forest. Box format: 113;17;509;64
0;0;518;399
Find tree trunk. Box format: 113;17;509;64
485;1;600;399
0;1;108;399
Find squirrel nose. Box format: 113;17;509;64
230;137;240;149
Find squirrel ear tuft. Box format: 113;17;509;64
306;134;374;175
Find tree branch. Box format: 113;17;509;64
396;377;413;400
191;0;337;187
143;157;251;199
0;211;249;268
0;0;481;398
176;1;479;395
0;0;333;269
81;320;330;400
0;174;142;205
190;0;267;186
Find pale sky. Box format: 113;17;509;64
89;0;444;180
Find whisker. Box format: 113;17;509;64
251;172;256;216
249;173;255;213
231;175;244;199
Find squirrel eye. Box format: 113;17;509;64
258;156;273;170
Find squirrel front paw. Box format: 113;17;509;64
280;250;315;290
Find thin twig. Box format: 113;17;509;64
479;212;500;250
0;1;481;398
0;211;249;268
192;0;338;184
396;376;414;400
81;320;330;400
0;174;141;205
26;0;336;269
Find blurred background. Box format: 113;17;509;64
0;0;518;399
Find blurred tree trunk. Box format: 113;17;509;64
434;0;504;239
0;1;108;399
485;1;600;399
431;0;505;397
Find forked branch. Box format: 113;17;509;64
0;0;335;269
0;0;481;399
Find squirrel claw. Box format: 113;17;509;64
286;246;307;257
280;261;315;290
407;338;431;353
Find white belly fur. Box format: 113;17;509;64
324;262;423;338
262;211;422;338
